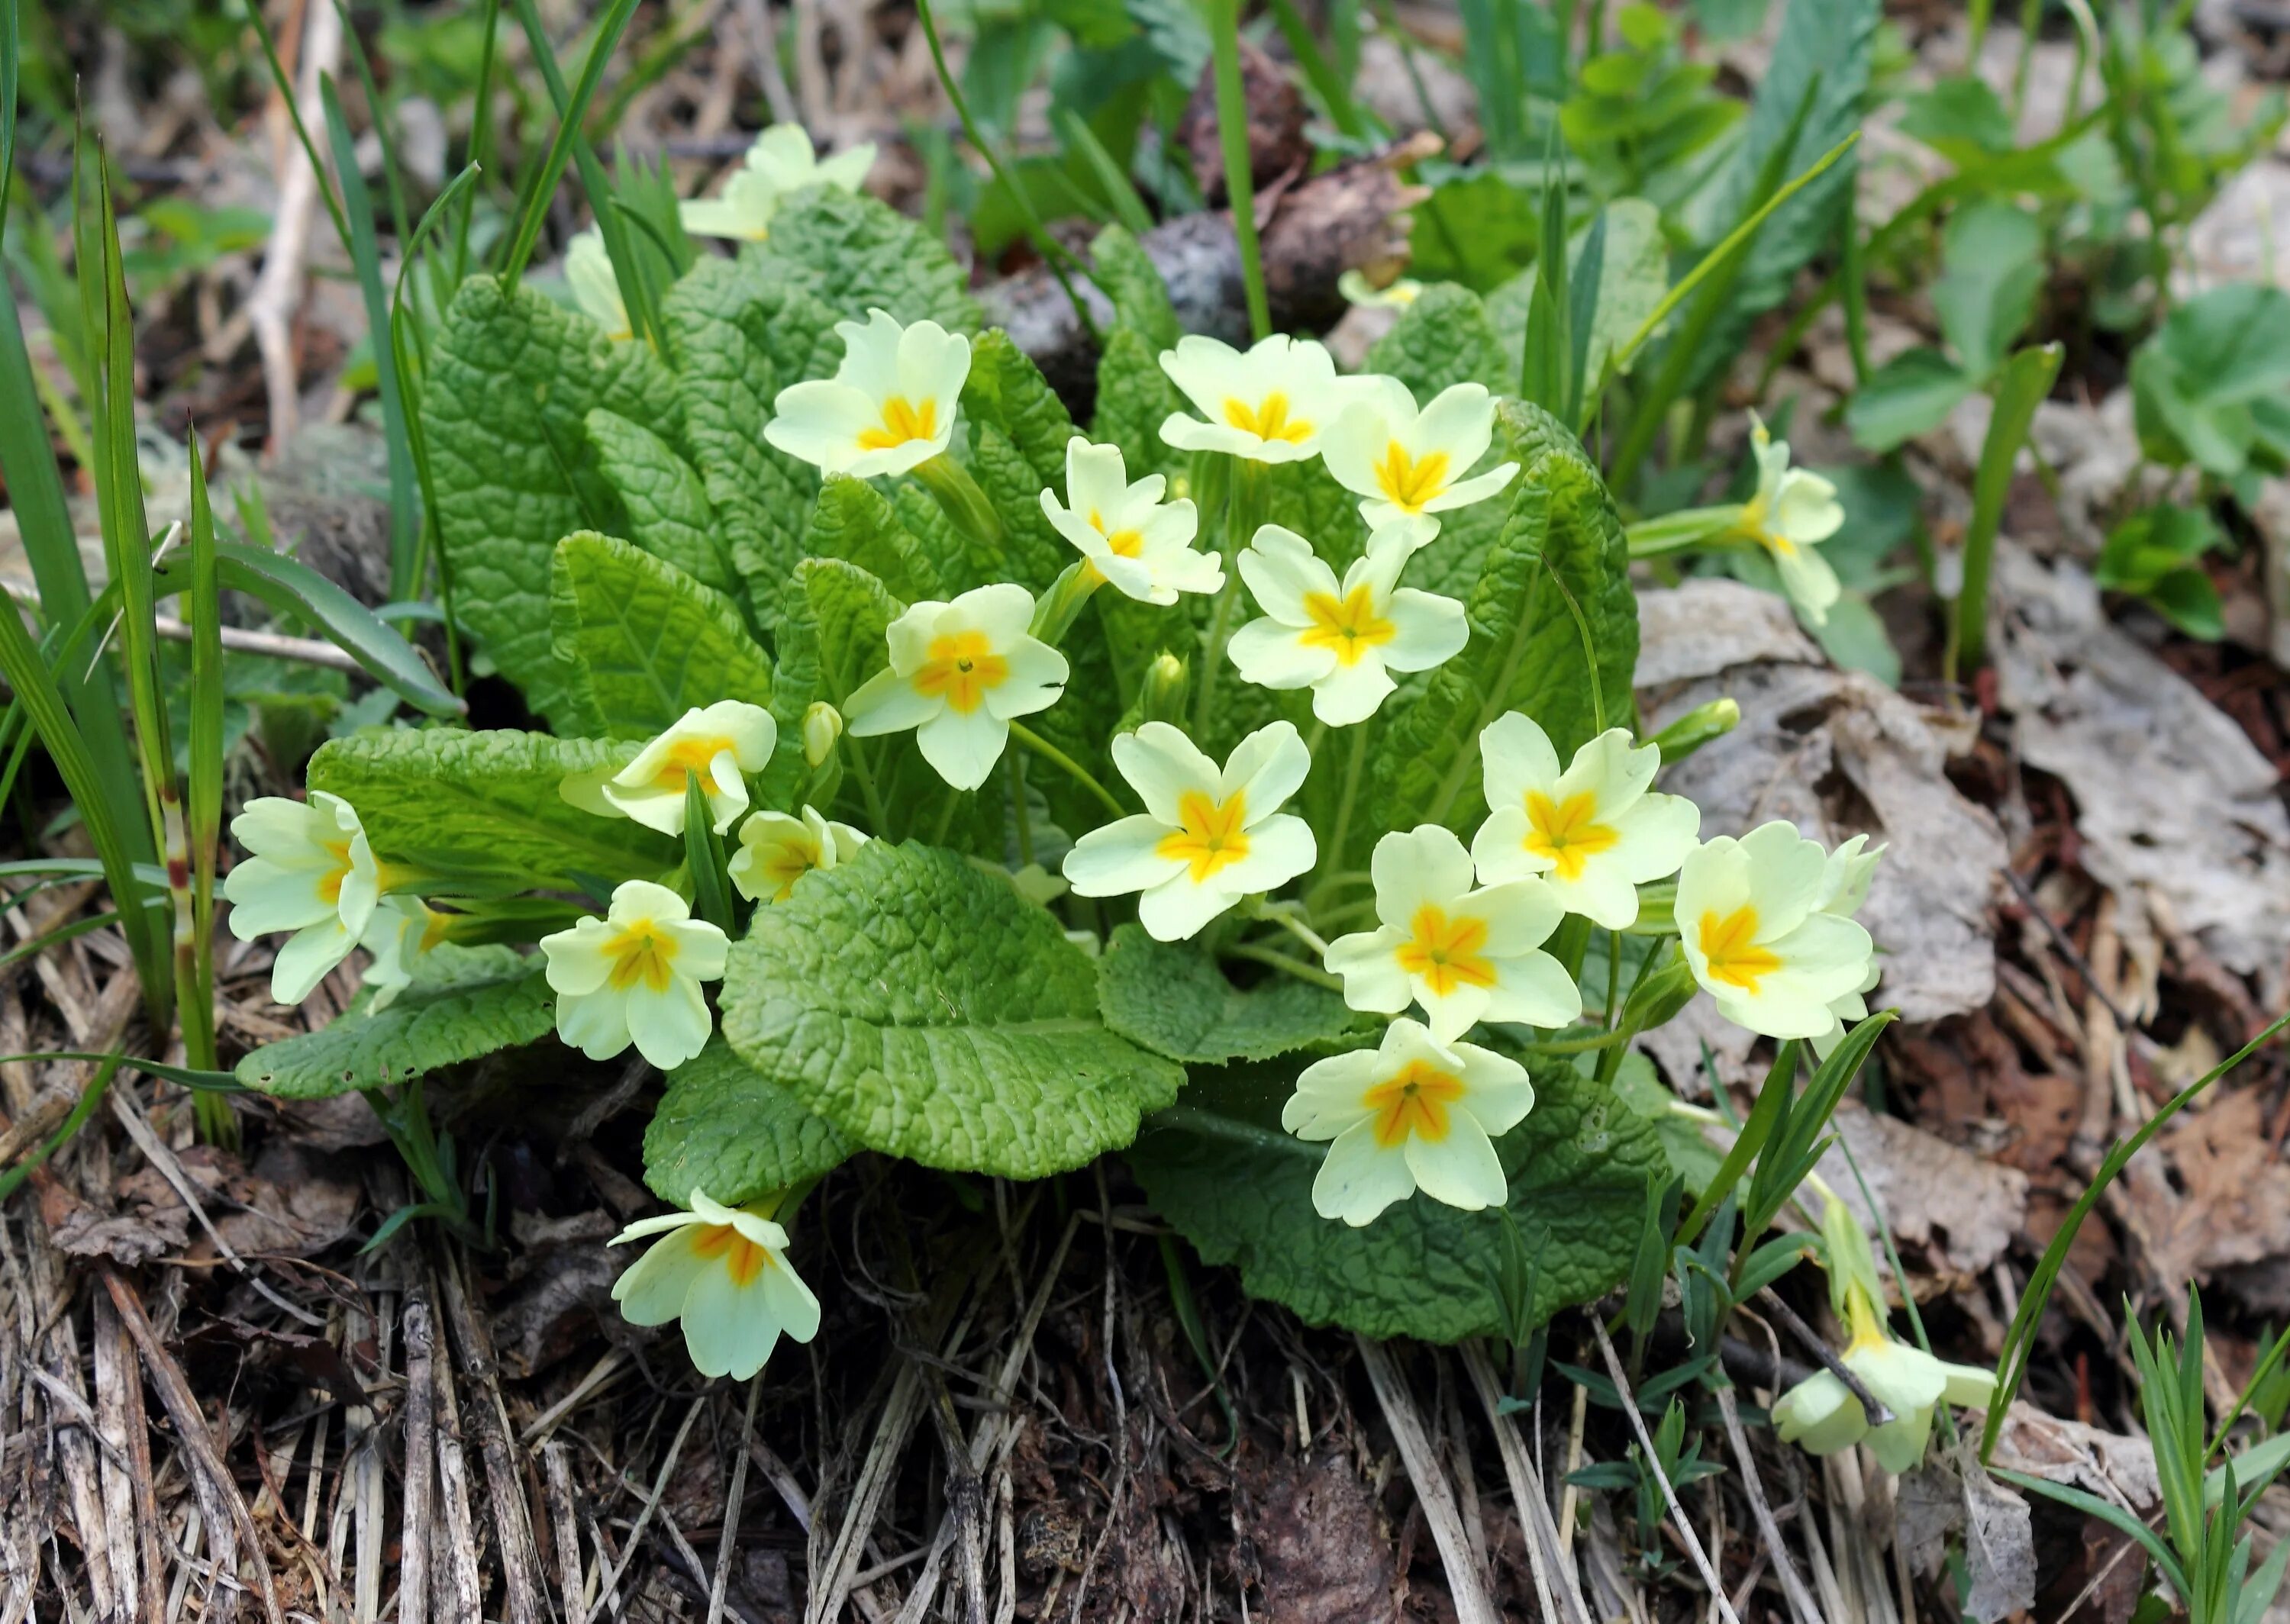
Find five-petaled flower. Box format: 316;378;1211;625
1040;437;1220;604
1811;833;1884;1053
1321;378;1519;533
1226;524;1467;726
845;584;1069;791
1325;825;1582;1042
730;806;868;903
540;881;728;1070
766;310;970;478
566;228;631;340
1063;720;1317;941
611;1189;823;1380
1281;1017;1534;1226
680;122;875;242
225;792;389;1004
1469;715;1700;929
1732;412;1844;627
1675;822;1876;1040
1157;334;1354;464
359;896;452;1011
572;701;779;837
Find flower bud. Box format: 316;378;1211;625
802;702;843;768
1141;652;1189;727
1646;698;1739;767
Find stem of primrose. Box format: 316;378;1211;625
1221;941;1345;991
1008;722;1127;820
1318;720;1371;896
1191;457;1262;736
1250;901;1330;959
1208;0;1272;342
910;453;1007;552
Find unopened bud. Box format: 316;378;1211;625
802;702;843;767
1647;698;1739;767
1142;652;1188;726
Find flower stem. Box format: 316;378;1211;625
1029;559;1104;646
1250;901;1330;959
1191;456;1261;737
1221;940;1344;991
1208;0;1271;341
1321;720;1371;888
911;453;1006;552
1008;722;1126;821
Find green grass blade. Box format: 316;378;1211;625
499;0;645;288
1056;108;1155;239
2;0;18;237
321;76;422;603
452;0;504;288
1950;342;2062;679
183;450;223;1082
240;0;353;253
1208;0;1269;342
1264;0;1366;139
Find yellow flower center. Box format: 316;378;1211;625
1394;904;1496;999
1697;904;1782;994
913;630;1009;715
1298;585;1397;666
1222;392;1314;444
1374;441;1451;511
1841;1283;1890;1357
1363;1058;1468;1147
690;1223;773;1287
651;736;734;791
759;836;824;901
1732;495;1794;557
858;395;939;451
1523;791;1620;882
317;837;354;905
603;919;681;993
1154;790;1251;884
1089;510;1145;557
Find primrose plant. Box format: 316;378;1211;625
225;127;1970;1429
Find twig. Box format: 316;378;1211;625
247;0;342;450
543;1442;588;1622
1354;1337;1501;1624
1754;1288;1894;1429
1591;1320;1743;1624
585;1396;705;1624
1459;1341;1593;1624
2003;867;2134;1032
1714;1384;1827;1624
398;1295;436;1624
439;1250;546;1624
427;1274;484;1624
708;1379;762;1624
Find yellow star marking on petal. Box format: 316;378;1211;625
604;920;682;993
317;838;356;904
1089;509;1144;557
1698;904;1782;994
1363;1058;1467;1147
650;735;737;790
912;630;1009;715
758;838;824;900
1373;441;1451;512
1153;789;1252;883
857;395;939;451
1523;791;1621;881
1731;495;1796;557
1223;392;1314;443
690;1222;775;1287
1395;904;1496;998
1298;586;1398;666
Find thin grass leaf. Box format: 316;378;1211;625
1994;1469;2185;1594
183;451;224;1088
1208;0;1269;341
321;76;422;601
499;0;646;288
683;773;734;931
0;1052;119;1201
1264;0;1366;138
1;0;18;237
1056;108;1155;238
1950;341;2062;678
1676;1042;1796;1248
240;0;353;253
452;0;504;287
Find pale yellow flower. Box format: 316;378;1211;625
611;1188;822;1379
540;881;728;1070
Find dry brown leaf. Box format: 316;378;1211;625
1817;1100;2030;1287
2121;1088;2290;1286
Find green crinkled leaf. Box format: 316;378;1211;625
1358;401;1637;862
1130;1055;1667;1342
1092;224;1179;348
1261;458;1371;571
308;727;674;888
802;477;946;603
963;329;1082;491
778;557;905;711
749;187;981;333
585;408;735;598
1098;925;1362;1063
718;840;1185;1177
658;256;842;627
1089;324;1187;481
237;946;553;1097
424;276;680;728
548;531;776;739
643;1038;853;1205
966;422;1074;593
1365;283;1506;401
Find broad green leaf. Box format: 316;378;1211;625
308;727;673;889
1089;324;1186;480
1933;201;2044;379
777;557;905;711
585;408;735;598
424;276;680;728
548;531;776;738
658;256;842;627
1092;223;1179;347
962;330;1086;591
1846;347;1978;453
1358;401;1637;862
718;840;1185;1177
1130;1054;1667;1342
1489;199;1667;388
802;476;947;602
749;186;981;333
1409;170;1544;291
967;421;1073;591
1896;75;2016;163
643;1037;853;1205
1098;925;1361;1063
237;946;553;1097
2131;285;2290;477
1364;282;1505;401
